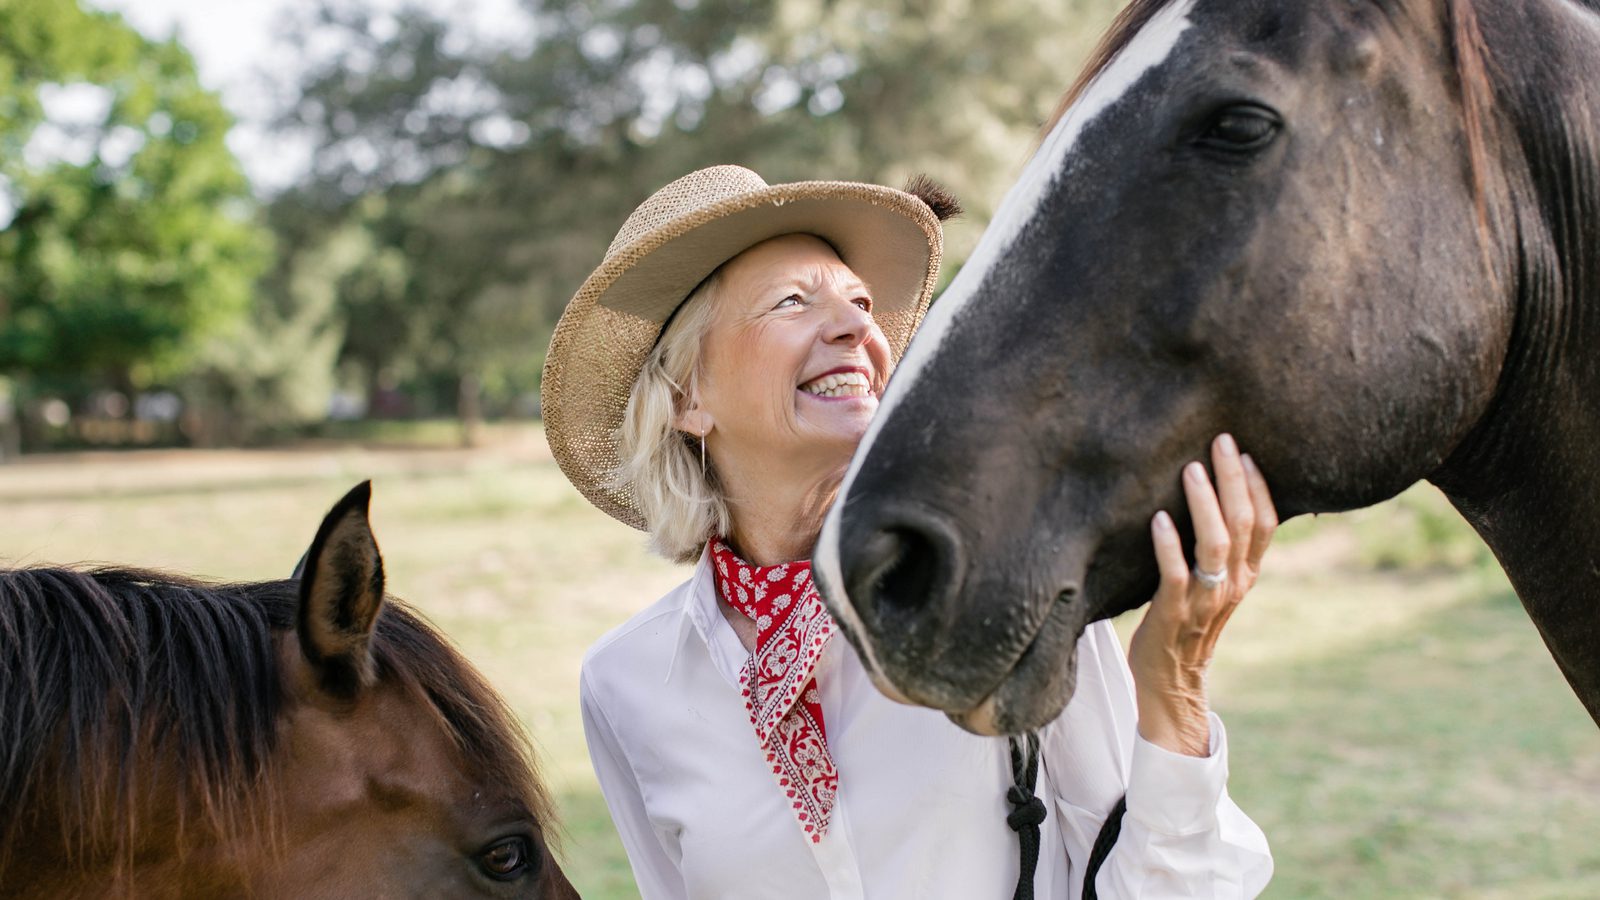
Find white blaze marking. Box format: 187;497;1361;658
815;0;1198;664
1566;0;1600;33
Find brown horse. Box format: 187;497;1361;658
817;0;1600;735
0;482;579;898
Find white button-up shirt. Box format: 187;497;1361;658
580;548;1273;898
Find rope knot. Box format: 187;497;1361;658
1007;731;1043;900
1006;791;1047;831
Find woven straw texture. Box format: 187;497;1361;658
542;165;943;530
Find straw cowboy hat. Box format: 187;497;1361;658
542;164;960;530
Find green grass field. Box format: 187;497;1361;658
2;429;1595;898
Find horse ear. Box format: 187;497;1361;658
296;480;385;701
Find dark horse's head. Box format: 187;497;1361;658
817;0;1600;733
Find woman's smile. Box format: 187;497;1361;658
798;367;874;400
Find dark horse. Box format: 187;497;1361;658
0;483;579;898
816;0;1600;735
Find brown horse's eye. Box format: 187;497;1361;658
478;836;536;882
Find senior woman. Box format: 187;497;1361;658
543;165;1275;898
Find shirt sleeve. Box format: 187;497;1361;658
579;665;688;900
1040;619;1274;898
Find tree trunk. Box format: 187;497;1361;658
457;371;482;448
0;380;19;463
182;376;230;449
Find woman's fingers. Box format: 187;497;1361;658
1182;460;1230;580
1209;434;1255;575
1150;510;1189;603
1241;453;1279;571
1130;441;1276;757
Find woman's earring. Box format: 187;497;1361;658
699;432;707;476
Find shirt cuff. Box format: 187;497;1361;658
1126;710;1230;836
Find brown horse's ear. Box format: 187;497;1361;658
296;481;385;701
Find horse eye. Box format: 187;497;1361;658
477;836;537;882
1196;105;1280;152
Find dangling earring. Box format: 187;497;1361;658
699;432;707;476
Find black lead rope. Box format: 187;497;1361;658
1005;732;1045;900
1081;793;1128;900
1006;731;1128;900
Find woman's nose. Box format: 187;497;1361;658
822;297;873;346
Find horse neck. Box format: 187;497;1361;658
1432;0;1600;725
1436;414;1600;727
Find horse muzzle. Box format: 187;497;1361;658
819;500;1095;734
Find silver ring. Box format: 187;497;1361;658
1192;564;1227;590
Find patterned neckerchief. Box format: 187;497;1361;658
708;538;837;843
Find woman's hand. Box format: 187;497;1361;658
1128;433;1277;757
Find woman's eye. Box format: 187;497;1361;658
853;297;872;312
774;294;803;309
477;836;536;882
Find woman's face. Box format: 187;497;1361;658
686;234;892;477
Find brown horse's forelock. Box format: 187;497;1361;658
0;567;552;884
1037;0;1499;247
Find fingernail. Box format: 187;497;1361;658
1218;433;1237;455
1153;510;1174;531
1186;461;1205;481
1241;453;1259;474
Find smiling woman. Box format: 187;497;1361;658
541;164;1278;899
614;235;892;564
677;236;891;556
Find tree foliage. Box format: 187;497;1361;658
265;0;1124;426
0;0;270;387
0;0;1132;448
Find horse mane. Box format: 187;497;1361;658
1038;0;1499;239
1041;0;1172;133
0;567;552;882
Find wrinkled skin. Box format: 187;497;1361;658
817;0;1600;734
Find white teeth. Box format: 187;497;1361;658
801;371;871;397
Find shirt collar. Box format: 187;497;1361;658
666;543;749;686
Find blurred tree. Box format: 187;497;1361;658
183;199;373;444
0;0;270;403
267;0;1124;440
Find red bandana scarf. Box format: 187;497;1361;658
709;538;837;842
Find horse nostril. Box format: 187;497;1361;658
859;525;944;618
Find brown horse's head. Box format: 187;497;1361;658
0;483;578;898
814;0;1572;734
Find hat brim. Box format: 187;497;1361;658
542;180;942;531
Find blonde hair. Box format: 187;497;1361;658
612;272;732;563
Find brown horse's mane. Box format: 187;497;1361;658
0;566;553;881
1039;0;1498;235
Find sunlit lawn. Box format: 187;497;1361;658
1;428;1595;898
